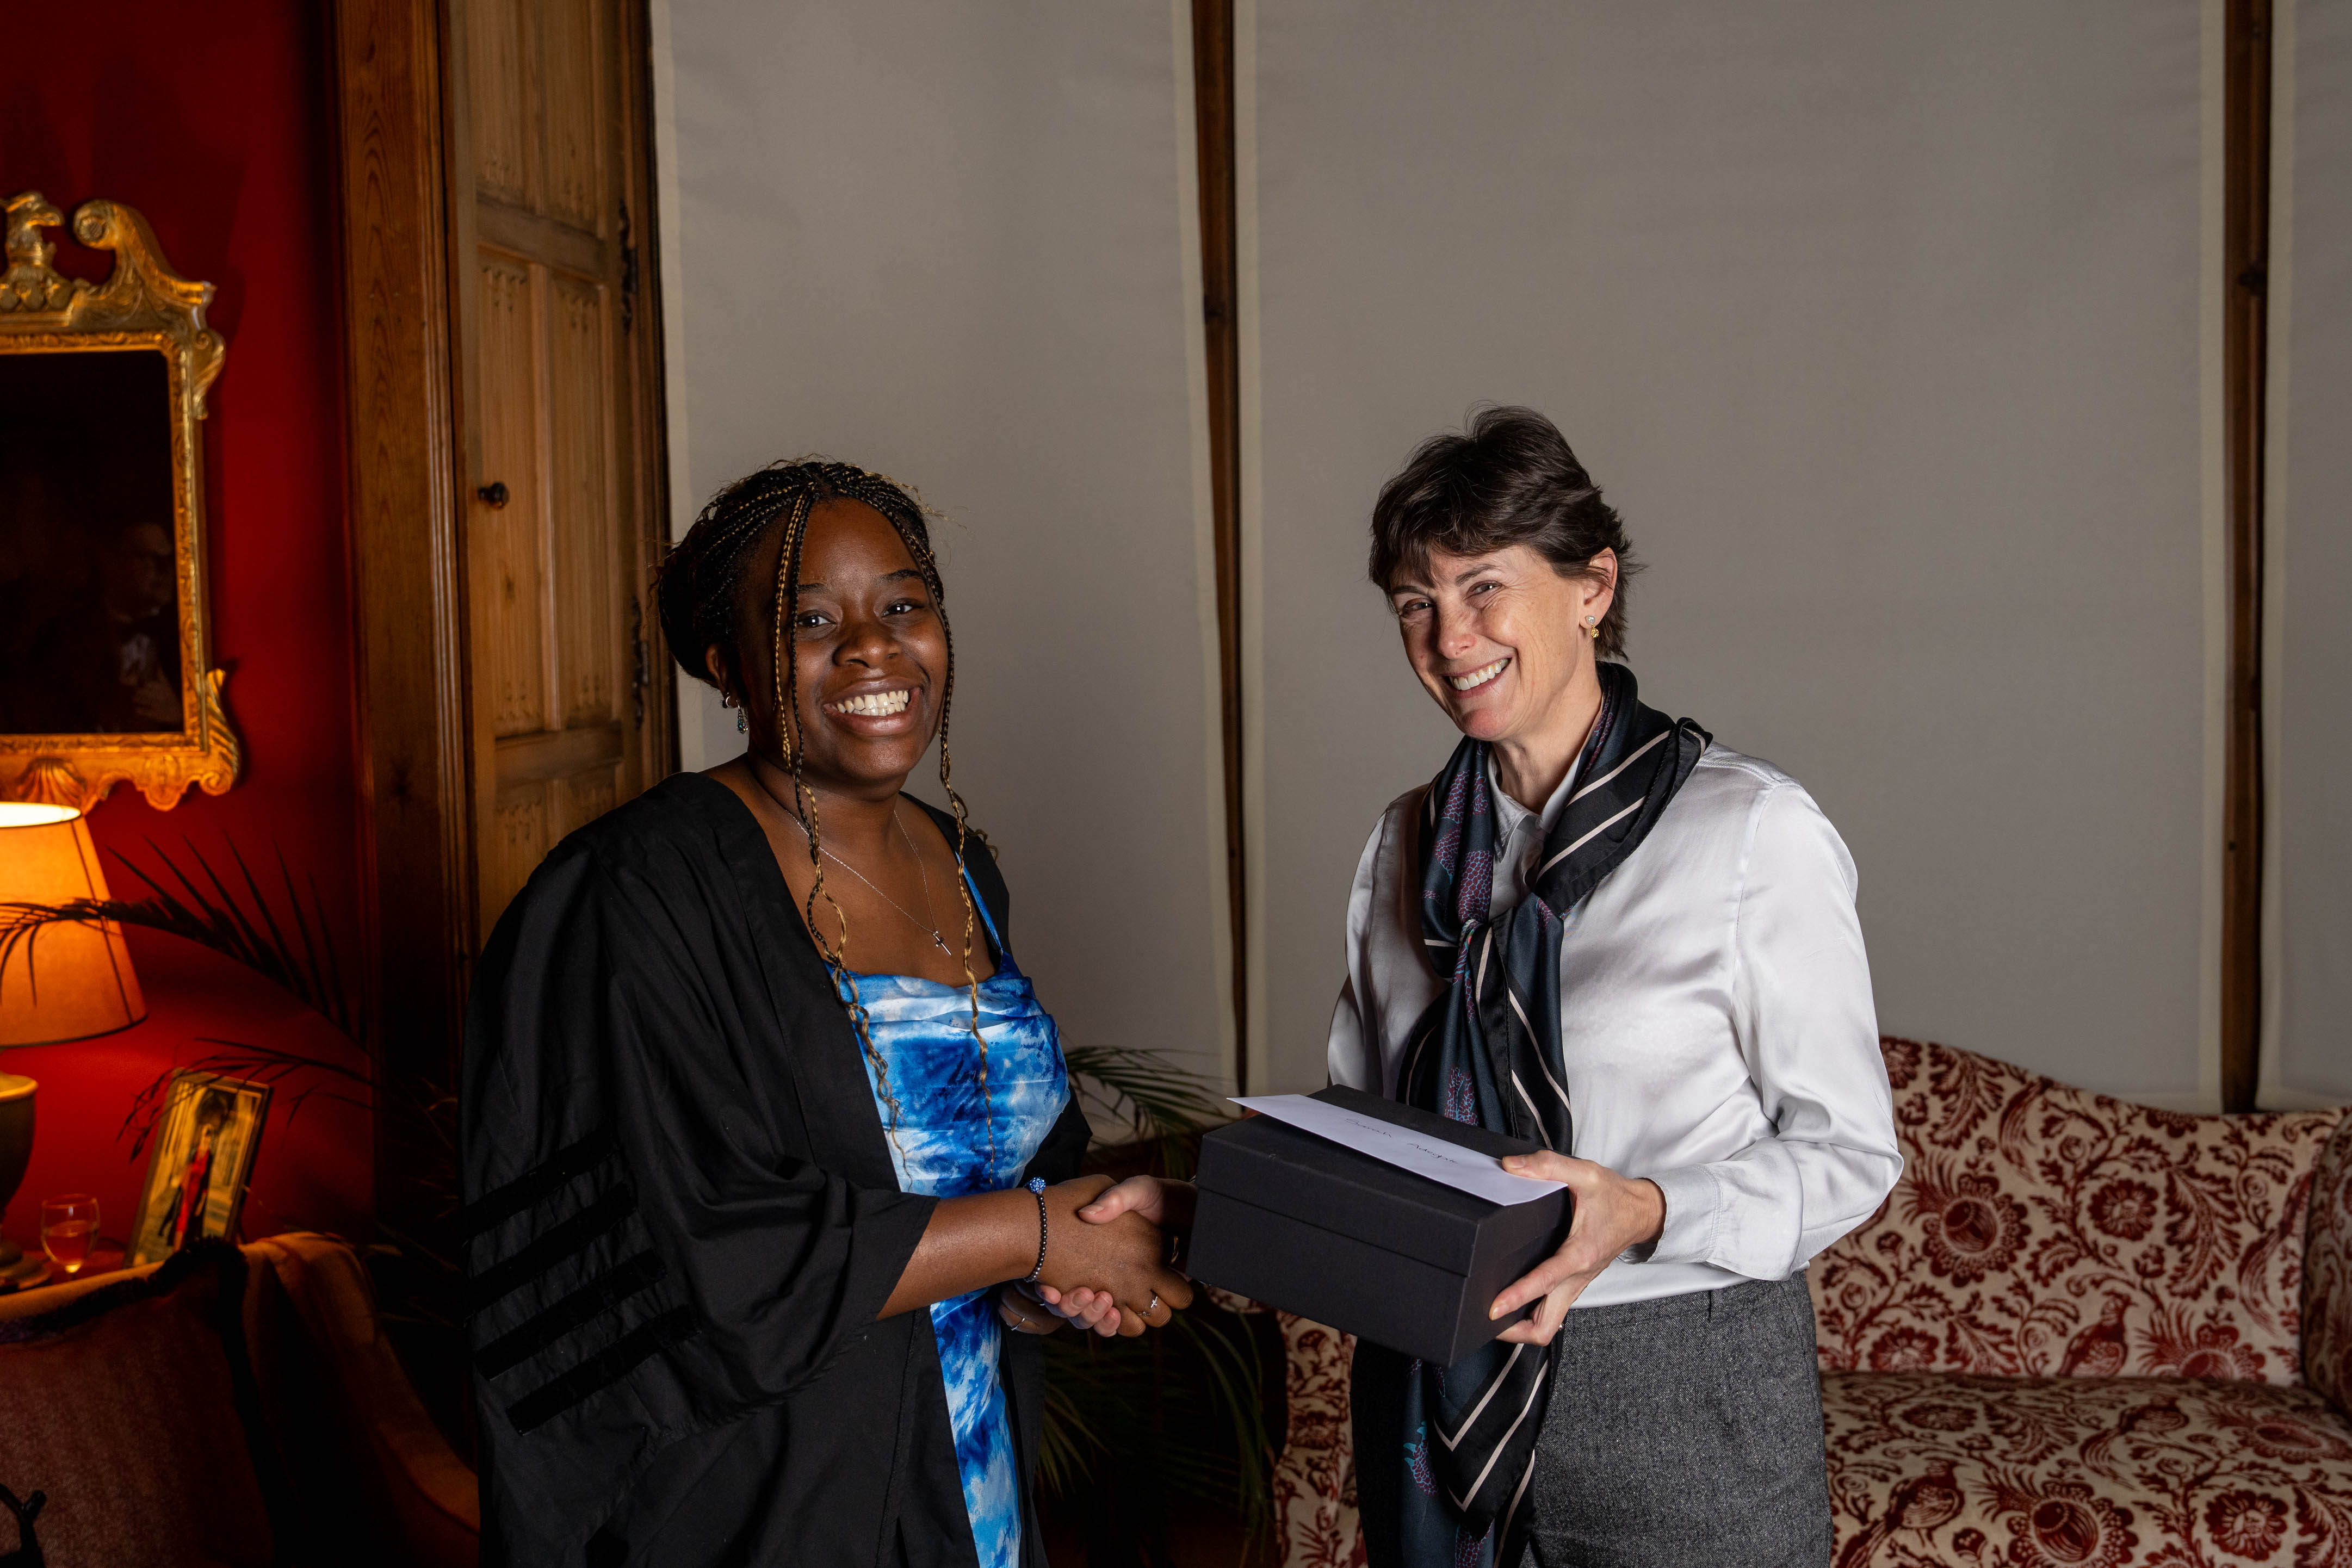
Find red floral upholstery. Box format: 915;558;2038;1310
1271;1313;1367;1568
1823;1372;2352;1567
1811;1039;2341;1385
1267;1040;2352;1568
2308;1117;2352;1415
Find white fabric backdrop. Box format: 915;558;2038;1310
1243;2;2222;1101
653;1;1234;1089
2265;0;2352;1105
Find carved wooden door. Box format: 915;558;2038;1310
448;0;666;934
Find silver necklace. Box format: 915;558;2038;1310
783;804;950;955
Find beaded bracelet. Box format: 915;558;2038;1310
1022;1176;1049;1284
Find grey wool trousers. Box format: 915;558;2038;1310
1353;1273;1832;1568
1525;1274;1832;1568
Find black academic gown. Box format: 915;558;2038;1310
460;772;1090;1567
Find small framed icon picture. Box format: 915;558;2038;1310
128;1071;270;1267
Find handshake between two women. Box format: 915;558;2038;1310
994;1174;1197;1339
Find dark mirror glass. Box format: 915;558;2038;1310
0;349;182;735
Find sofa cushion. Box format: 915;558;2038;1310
1824;1369;2352;1567
0;1242;283;1567
1811;1038;2344;1385
1270;1312;1367;1568
2307;1115;2352;1415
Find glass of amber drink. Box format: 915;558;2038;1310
40;1194;100;1277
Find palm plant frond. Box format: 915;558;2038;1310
117;1039;377;1161
1167;1304;1278;1524
1042;1048;1272;1553
366;1216;469;1331
0;836;379;1164
1062;1042;1231;1178
0;836;363;1045
1040;1260;1279;1559
1035;1379;1100;1498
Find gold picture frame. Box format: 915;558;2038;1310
128;1070;271;1266
0;190;240;811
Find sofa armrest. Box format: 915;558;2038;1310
2306;1114;2352;1416
248;1233;479;1567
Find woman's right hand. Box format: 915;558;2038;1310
1037;1175;1193;1337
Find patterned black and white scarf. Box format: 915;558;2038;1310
1393;661;1707;1567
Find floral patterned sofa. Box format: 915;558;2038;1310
1265;1038;2352;1568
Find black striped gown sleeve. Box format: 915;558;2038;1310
460;790;942;1565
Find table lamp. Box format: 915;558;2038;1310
0;802;146;1287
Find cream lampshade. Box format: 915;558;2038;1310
0;803;145;1043
0;802;147;1286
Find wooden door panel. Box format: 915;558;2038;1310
474;252;548;738
466;0;537;209
475;201;603;276
555;765;617;842
335;0;670;1102
540;0;605;234
548;272;617;727
455;0;659;937
485;782;552;922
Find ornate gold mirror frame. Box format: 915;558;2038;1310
0;191;240;810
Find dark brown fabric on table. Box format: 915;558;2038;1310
463;773;1090;1568
0;1242;283;1567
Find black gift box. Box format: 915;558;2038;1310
1186;1085;1572;1366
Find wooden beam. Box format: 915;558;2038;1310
2221;0;2272;1112
1193;0;1247;1093
618;0;681;784
330;0;477;1113
1188;2;1239;635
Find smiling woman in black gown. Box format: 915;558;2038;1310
460;459;1190;1567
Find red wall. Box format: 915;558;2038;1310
1;1;373;1260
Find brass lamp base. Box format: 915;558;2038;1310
0;1072;36;1289
0;1239;42;1289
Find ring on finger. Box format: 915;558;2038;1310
1146;1290;1161;1319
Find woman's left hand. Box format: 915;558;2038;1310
1038;1176;1197;1337
996;1282;1066;1335
1487;1154;1666;1346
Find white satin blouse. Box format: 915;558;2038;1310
1325;743;1903;1309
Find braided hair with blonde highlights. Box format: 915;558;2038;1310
657;458;994;1160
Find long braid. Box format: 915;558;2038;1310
658;456;993;1171
768;490;906;1152
833;468;999;1177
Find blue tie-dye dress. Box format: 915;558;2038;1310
840;873;1068;1568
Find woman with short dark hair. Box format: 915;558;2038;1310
461;459;1190;1567
1330;408;1901;1568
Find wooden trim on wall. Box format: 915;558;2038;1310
620;0;680;780
2221;0;2273;1113
331;0;477;1105
1193;0;1246;1094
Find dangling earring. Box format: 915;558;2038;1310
723;691;747;733
1586;615;1599;642
737;710;748;734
